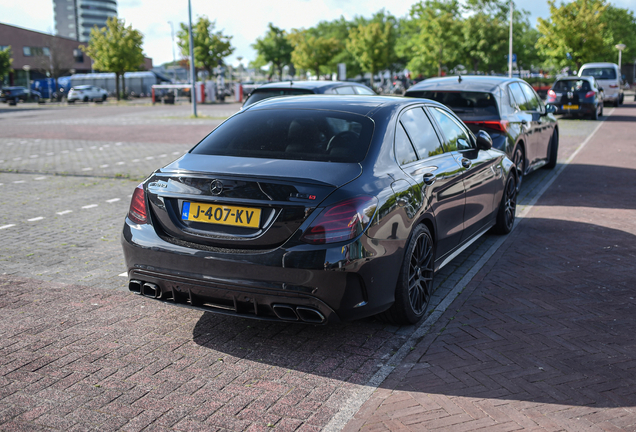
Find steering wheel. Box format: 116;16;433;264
326;131;359;153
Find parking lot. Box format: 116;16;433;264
1;99;635;431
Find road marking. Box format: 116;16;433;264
30;155;38;158
13;180;25;184
46;152;54;156
132;159;140;162
56;210;72;215
172;151;181;155
106;198;120;203
116;161;125;165
82;204;98;209
90;146;97;149
115;142;122;146
119;272;128;277
7;143;14;146
145;156;154;160
62;150;69;154
0;224;15;230
27;217;44;222
13;157;21;161
82;167;93;171
76;148;83;151
34;177;46;180
103;144;110;148
159;154;167;158
100;164;109;168
0;160;4;163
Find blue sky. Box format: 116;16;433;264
1;0;634;66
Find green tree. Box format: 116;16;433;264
177;16;234;78
460;1;509;73
288;30;340;79
309;17;358;78
252;23;293;80
347;21;398;89
599;5;636;65
399;0;463;77
0;46;13;85
537;0;608;71
80;17;144;100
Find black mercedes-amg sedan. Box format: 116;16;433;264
121;95;517;325
405;76;559;188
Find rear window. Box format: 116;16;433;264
580;67;617;80
553;80;591;92
192;109;374;163
244;88;314;107
406;91;498;115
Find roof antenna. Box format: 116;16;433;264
458;74;462;83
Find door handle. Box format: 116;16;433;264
423;173;436;186
461;158;471;169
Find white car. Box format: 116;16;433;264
578;62;624;107
67;85;108;103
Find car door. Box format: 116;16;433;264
508;82;539;168
396;106;466;259
428;106;500;242
519;82;551;162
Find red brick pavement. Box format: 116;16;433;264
344;103;636;431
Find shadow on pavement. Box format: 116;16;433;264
535;164;636;210
377;217;636;408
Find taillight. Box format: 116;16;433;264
464;120;509;133
300;196;378;245
547;89;556;98
609;84;619;88
585;91;596;99
128;184;147;224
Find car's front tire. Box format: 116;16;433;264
379;224;434;325
545;129;559;169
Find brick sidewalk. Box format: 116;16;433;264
343;105;636;430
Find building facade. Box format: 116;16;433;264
54;0;117;42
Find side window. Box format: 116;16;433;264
335;86;355;95
429;107;472;152
355;86;375;95
395;123;418;165
509;83;528;110
520;83;540;111
400;107;445;158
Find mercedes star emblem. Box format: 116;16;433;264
210;179;224;195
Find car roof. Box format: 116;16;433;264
579;63;618;68
555;76;594;81
406;75;523;93
74;85;92;88
254;80;369;91
242;94;427;117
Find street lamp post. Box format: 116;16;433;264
508;0;513;78
168;21;177;82
616;43;626;72
22;65;31;89
188;0;197;117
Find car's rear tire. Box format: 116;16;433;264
545;129;559;169
378;224;434;325
83;96;89;102
599;102;603;117
102;94;107;102
493;174;517;235
512;145;525;190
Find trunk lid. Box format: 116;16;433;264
145;154;362;250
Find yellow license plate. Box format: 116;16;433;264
181;202;261;228
563;104;579;110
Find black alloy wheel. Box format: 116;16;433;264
494;174;517;234
592;104;599;120
512;145;525;190
379;224;434;325
545;129;559;169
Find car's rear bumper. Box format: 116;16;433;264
121;218;400;324
555;102;598;115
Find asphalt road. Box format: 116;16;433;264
0;99;630;431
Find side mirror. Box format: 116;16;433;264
545;104;557;114
476;130;493;150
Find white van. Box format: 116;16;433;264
578;62;624;106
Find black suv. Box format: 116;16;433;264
242;80;376;109
0;86;42;104
405;76;559;187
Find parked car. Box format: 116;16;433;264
547;76;604;120
122;95;517;325
67;85;108;103
242;80;376;108
0;86;42;104
404;76;559;188
578;62;623;107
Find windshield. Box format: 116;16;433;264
580;67;617;80
243;88;314;107
553;80;591;92
192;108;374;163
407;90;499;115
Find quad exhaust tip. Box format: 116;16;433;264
128;280;161;299
273;304;325;324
